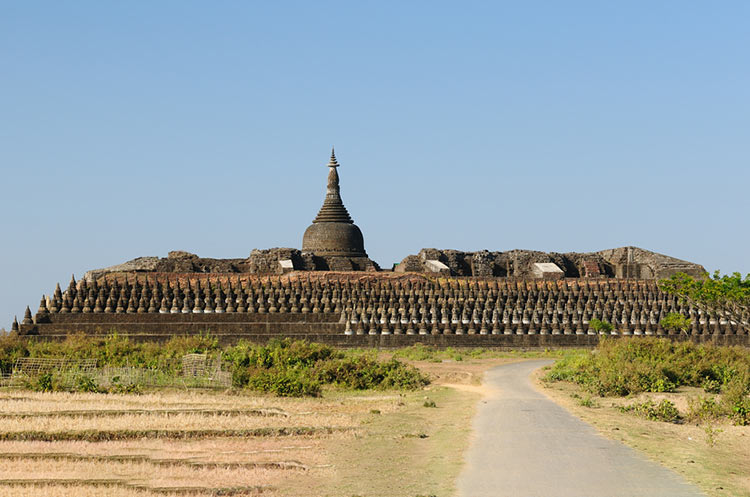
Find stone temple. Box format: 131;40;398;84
301;149;377;271
12;149;749;346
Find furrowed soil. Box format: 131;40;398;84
0;358;517;497
535;368;750;497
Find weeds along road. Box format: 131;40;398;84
456;360;706;497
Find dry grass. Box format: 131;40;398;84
0;371;469;496
0;486;264;497
0;357;521;496
0;458;290;486
0;438;328;464
0;411;352;433
535;369;750;497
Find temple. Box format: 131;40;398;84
12;148;747;346
301;149;377;271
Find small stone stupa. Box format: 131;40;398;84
302;149;376;271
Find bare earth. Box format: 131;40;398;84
456;360;706;497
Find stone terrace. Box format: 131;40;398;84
16;272;750;347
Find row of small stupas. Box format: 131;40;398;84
14;274;748;338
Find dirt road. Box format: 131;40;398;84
456;360;705;497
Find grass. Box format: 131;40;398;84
390;343;567;362
0;411;350;433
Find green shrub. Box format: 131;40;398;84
546;338;750;397
111;382;143;395
721;378;750;426
660;313;691;334
686;396;724;423
225;338;337;370
589;318;613;334
36;373;53;392
314;356;429;390
701;377;721;394
620;399;682;423
244;368;321;397
423;399;437;408
74;374;100;393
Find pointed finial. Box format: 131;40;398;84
327;147;339;168
11;316;19;332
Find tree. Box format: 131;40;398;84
659;271;750;333
589;318;614;334
659;312;691;334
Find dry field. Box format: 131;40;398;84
0;358;513;497
535;368;750;497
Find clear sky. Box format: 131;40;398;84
1;1;748;328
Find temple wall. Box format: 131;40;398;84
19;274;748;348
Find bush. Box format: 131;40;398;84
229;339;428;396
35;373;53;392
620;399;682;423
74;374;100;393
314;356;429;390
701;377;721;394
589;318;613;334
721;378;750;426
245;368;322;397
686;396;724;423
660;313;691;334
545;338;750;397
225;338;337;370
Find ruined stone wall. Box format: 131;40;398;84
398;247;703;279
85;249;380;280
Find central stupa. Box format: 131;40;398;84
302;149;368;258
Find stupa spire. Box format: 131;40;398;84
328;147;339;168
313;148;353;224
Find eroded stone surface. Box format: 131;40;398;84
395;246;705;279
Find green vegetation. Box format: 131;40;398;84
227;339;429;396
545;337;750;425
588;318;613;334
0;332;221;375
619;399;682;423
659;312;692;334
0;334;429;397
660;271;750;333
391;343;564;362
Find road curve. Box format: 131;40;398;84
456;360;705;497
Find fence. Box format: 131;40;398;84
0;355;232;389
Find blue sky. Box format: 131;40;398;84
1;1;748;328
